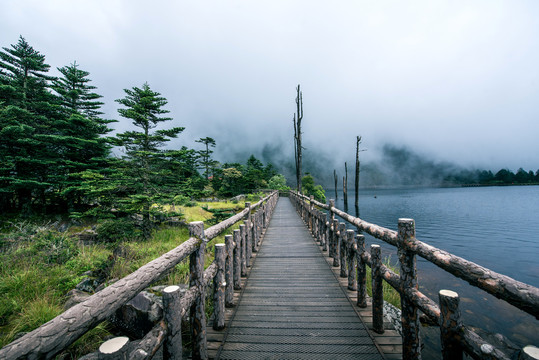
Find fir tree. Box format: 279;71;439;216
0;36;59;214
114;82;185;238
195;137;217;179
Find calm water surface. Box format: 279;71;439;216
331;186;539;354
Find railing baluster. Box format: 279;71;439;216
439;289;463;360
347;229;357;290
355;234;367;308
332;219;340;267
163;285;183;360
188;221;207;360
371;244;384;334
246;202;253;263
213;244;226;330
233;229;241;290
239;224;247;276
398;218;421;360
339;223;347;277
98;336;130;360
224;235;234;307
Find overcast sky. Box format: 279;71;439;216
2;0;539;172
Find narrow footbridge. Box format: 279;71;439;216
217;199;387;359
1;192;537;360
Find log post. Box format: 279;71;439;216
347;229;357;290
239;224;247;276
244;202;253;267
98;337;129;360
520;346;539;360
322;213;329;252
213;244;226;330
233;229;241;290
309;195;314;231
188;221;207;360
371;244;384;334
224;235;234;307
328;200;335;256
398;218;421;360
163;285;183;360
339;223;347;277
439;289;463;360
332;219;340;267
355;234;367;307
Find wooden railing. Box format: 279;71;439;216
290;191;539;360
0;191;279;360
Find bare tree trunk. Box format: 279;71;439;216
334;170;338;200
343;162;348;209
293;85;303;192
355;136;361;207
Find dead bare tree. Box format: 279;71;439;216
343;162;348;208
293;84;304;192
355;136;366;207
334;169;338;200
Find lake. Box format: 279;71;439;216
330;185;539;355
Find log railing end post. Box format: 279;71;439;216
439;289;463;360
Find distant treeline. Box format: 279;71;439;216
0;36;285;227
356;145;539;188
442;167;539;186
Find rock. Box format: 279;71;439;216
64;289;91;310
77;229;97;245
109;291;163;339
76;277;99;293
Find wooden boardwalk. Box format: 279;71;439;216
215;198;388;360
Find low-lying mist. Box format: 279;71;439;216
219;140;533;190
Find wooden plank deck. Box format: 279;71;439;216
210;198;400;360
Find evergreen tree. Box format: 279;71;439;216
114;82;184;238
53;61;104;119
0;36;59;214
195;137;217;179
52;62;114;211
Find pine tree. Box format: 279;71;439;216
53;61;104;119
0;36;59;214
52;62;114;211
114;82;185;239
195;137;216;179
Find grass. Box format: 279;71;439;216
365;256;401;309
0;197;265;357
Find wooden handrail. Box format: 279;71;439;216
289;190;538;360
0;191;279;360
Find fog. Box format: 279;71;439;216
2;0;539;180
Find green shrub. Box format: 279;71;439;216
96;218;139;243
32;230;78;265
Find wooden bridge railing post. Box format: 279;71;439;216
332;219;340;267
322;212;329;252
339;223;347;277
371;244;384;334
213;244;226;330
224;235;234;307
439;289;463;360
239;224;247;276
244;203;253;261
188;221;208;360
163;285;183;360
98;336;130;359
355;234;367;308
328;199;335;256
347;229;357;290
398;218;421;360
233;229;241;290
309;195;314;231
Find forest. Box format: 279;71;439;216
0;36;290;228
